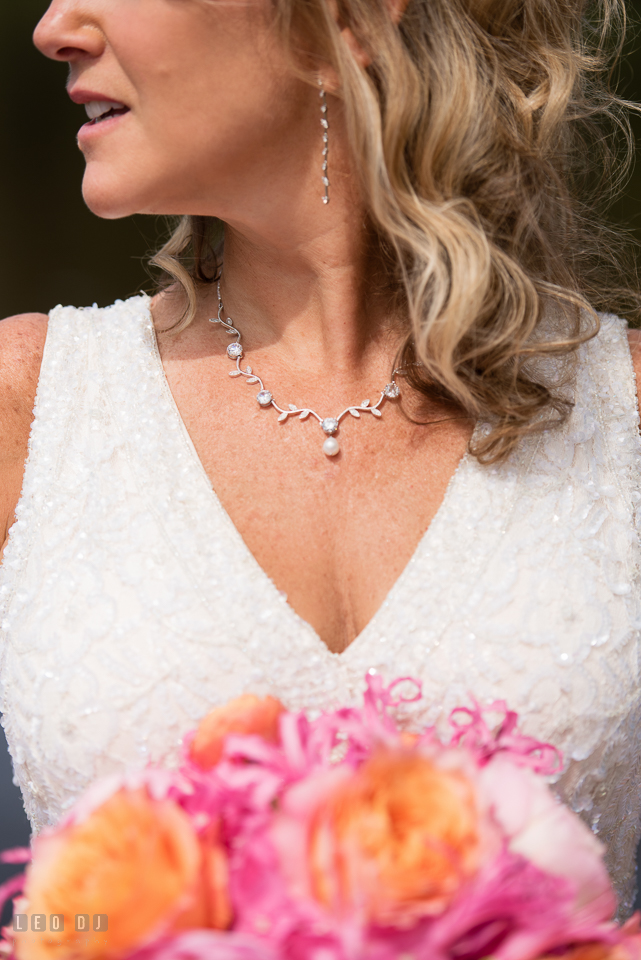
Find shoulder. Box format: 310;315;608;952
0;312;49;363
0;314;48;422
627;328;641;414
627;327;641;371
0;313;48;552
0;313;48;452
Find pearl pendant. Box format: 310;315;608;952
323;437;340;457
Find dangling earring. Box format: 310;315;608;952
318;78;330;204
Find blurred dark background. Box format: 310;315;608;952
0;0;161;319
3;0;641;917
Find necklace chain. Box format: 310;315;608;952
210;281;401;457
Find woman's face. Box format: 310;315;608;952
34;0;316;221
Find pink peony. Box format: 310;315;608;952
128;930;278;960
479;754;615;921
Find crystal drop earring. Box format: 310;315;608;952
318;78;330;204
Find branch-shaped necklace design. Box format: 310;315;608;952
210;281;401;457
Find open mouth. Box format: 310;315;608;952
84;100;130;125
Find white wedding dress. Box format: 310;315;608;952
1;297;641;914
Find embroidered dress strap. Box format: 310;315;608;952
581;315;641;534
0;302;97;634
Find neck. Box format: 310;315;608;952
215;215;403;377
189;89;405;375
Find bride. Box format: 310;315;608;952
1;0;641;917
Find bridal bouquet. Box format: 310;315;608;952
2;676;640;960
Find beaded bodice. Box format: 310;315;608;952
1;298;641;913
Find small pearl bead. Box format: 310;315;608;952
323;437;339;457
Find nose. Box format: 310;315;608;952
33;0;105;64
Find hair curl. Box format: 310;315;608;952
151;0;641;462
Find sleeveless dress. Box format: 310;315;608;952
1;296;641;914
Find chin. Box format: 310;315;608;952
81;165;158;219
81;170;206;220
82;181;137;220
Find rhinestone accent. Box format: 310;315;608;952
257;390;273;407
384;382;400;399
321;418;339;435
227;343;243;359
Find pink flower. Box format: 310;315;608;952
128;930;277;960
479;755;616;921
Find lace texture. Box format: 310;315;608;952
1;299;640;913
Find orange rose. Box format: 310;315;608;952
307;750;481;926
190;695;284;770
14;787;231;960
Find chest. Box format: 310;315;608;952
157;332;475;653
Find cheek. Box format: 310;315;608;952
126;0;287;149
80;3;298;217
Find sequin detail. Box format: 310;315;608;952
0;300;640;916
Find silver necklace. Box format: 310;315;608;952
210;281;401;457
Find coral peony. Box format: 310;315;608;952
479;755;616;920
189;695;284;770
275;748;484;928
14;788;231;960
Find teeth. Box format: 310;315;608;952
84;100;125;121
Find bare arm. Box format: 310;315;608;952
0;314;48;560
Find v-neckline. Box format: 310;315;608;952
145;298;481;660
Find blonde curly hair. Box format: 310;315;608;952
152;0;640;462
